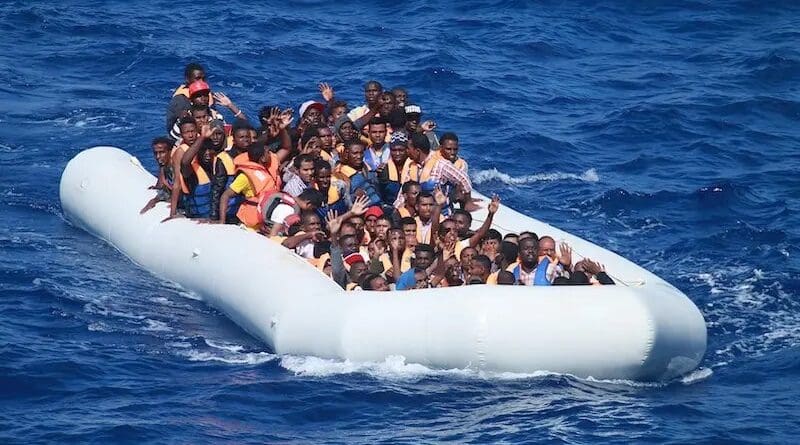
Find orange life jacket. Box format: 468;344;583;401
234;159;282;228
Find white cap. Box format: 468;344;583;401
299;100;324;118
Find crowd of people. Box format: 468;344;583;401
141;62;615;291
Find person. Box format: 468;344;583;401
403;105;439;150
168;82;238;141
294;100;325;147
395;244;436;290
438;132;468;173
403;133;479;213
175;123;218;218
334;140;382;207
414;191;444;245
391;87;408;108
262;188;325;236
510;237;553;286
363;206;383;242
373;215;392;241
377;132;412;204
468;255;493;284
334;116;359;149
364;117;390;171
210;122;254;223
166;63;212;132
278;211;326;258
217;142;283;229
283;153;316;197
140;137;176;214
169;103;211;142
347;80;383;122
394;180;421;220
480;229;503;265
360;273;390;291
313;159;349;217
316;125;339;166
496;270;516;285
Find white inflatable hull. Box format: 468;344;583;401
60;147;707;381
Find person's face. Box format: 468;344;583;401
538;238;556;261
414;251;434;270
406;141;421;163
298;160;315;183
375;219;390;240
404;234;418;251
192;109;209;126
404;185;420;207
452;213;471;235
341;237;358;256
339;121;357;142
368;240;385;258
305;137;322;159
210;128;225;147
350;262;368;281
304;107;322;125
191;93;210;106
390;144;407;164
402;223;417;239
369;124;387;146
370;276;390;291
469;262;488;282
346;144;365;169
482;238;500;257
180;123;198;145
315;167;331;190
186;69;205;85
413;271;429;289
460;248;477;269
405;115;420;133
365;83;382;105
519;238;539;264
349;216;365;238
417;196;434;221
379;93;395;115
331;106;347;123
233;129;252;149
388;229;405;251
365;216;378;236
440;139;459;163
445;258;463;284
317;128;334;150
392;89;407;105
303;214;322;233
153;143;170;166
441;220;457;237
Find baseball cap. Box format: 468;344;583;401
299;100;325;118
188;80;210;97
364;206;384;220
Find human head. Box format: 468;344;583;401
404;104;422;133
452;209;473;237
413;244;435;271
232;122;254;150
364;80;383;106
183;62;205;85
444;257;464;286
367;238;387;260
364;206;383;237
368;117;388;146
329;100;348;125
188;80;210;106
339;234;359;256
391;87;408;106
343;141;366;169
439;132;459;163
299;100;324;126
416;192;435;222
496;270;516;285
387;228;406;252
400;216;417;239
389;132;409;164
335;116;357;143
519;231;538;242
538;236;557;261
313;160;332;190
401;181;421;208
469;255;492;283
504;233;519;245
348;259;368;284
348;214;366;241
300;128;322;159
481;229;502;257
300;210;322;233
407;132;431;163
296;188;324;211
294;154;316;184
375;215;392;240
178;117;198;146
379;91;395;115
208;119;225;149
190;103;210;127
247;141;271;165
317;126;334;152
413;270;430;289
501;241;519;268
151;137;172;167
361;273;390;291
518;237;539;267
460;246;477;270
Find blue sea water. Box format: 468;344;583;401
1;0;799;442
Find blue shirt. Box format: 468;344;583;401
395;268;418;290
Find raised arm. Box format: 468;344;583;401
213;92;247;122
467;195;500;247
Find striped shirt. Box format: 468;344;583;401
282;174;309;197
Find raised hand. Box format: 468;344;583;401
212;92;233;108
488;194;501;214
318;82;335;102
326;210;342;235
350;194;370;216
558;242;573;267
200;123;213;139
433;186;447;206
421;120;436;132
279;108;293;130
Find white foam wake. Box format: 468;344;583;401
471;168;599;185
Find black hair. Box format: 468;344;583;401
360;273;382;291
410;133;431;153
331;100;348;110
415;243;434;256
297;188;324;208
232;121;254;135
467;277;484;285
314;159;331;173
287;223;302;236
300;127;321;149
301;210;320;224
570;271;590;285
344;139;365;153
497;270;516;285
314;240;331;258
552;276;571;286
368;116;388;127
247;142;266;162
440;132;459;144
190;103;210;113
293;153;315;169
152;136;172;147
519;231;539;242
340;234;357;247
484;229;502;243
452;208;472;223
472;254;492;272
501;241;519;263
504;233;519;241
417;192;434;202
365;80;383;91
178;116;197;129
399;216;417;227
401;180;420;193
391;87;407;95
184;62;204;79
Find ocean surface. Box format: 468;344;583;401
1;1;799;443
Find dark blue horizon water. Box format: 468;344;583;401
2;1;799;443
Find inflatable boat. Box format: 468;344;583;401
60;147;707;381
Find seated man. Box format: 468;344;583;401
394;180;420;221
313;159;349;217
166;62;210;132
437;132;468;173
468;255;493;284
140;136;176;214
263;188;325;236
359;273;390;291
334;140;382;207
363;117;390;171
217;142;282;229
283;154;316;197
278;211;326;259
510;237;554;286
395;244;436;290
173;123;219;219
211;122;255;224
377;132;412;204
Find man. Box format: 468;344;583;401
140;137;176;214
438;132;468;173
169;103;211;142
283;154;316;197
403;133;479;213
404;104;439;150
414;192;441;244
364;117;390;171
211;122;254;224
166;63;209;132
360;273;390;291
313;160;349;216
395;244;436;290
278;211;326;259
347;80;383;122
377;132;412;204
175;123;218;218
510;237;554;286
334;141;382;207
468;255;493;284
317;125;339;166
394;180;420;221
218;142;282;229
363;206;383;242
166;118;199;219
